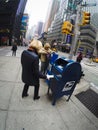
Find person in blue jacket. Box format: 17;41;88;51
21;39;47;100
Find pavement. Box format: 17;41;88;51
0;47;98;130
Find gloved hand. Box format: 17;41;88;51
46;74;54;80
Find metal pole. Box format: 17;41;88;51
69;5;81;59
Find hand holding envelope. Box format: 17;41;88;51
46;74;54;80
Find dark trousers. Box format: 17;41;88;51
41;61;49;74
12;51;16;56
22;84;39;98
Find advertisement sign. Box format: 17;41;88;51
66;34;72;44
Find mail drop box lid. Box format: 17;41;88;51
53;57;74;73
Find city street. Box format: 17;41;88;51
0;0;98;129
0;46;98;130
0;46;98;88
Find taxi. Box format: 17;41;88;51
93;58;98;63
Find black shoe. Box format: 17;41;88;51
82;73;85;76
33;96;40;100
77;80;80;83
22;94;29;98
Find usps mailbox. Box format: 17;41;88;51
50;52;58;65
47;57;82;105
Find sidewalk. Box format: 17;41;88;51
0;50;98;130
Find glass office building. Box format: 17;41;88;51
13;0;27;42
46;0;98;56
47;0;68;43
77;0;98;56
44;0;60;33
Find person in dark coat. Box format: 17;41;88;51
21;39;47;100
11;41;17;56
76;52;85;82
76;52;83;63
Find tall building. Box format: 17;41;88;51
77;25;96;57
27;25;37;40
82;0;98;30
0;0;27;45
46;0;69;43
45;0;98;56
77;0;98;56
28;22;44;40
35;22;44;37
92;13;98;29
13;0;27;42
44;0;60;32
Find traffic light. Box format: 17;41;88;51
62;21;73;34
82;11;90;25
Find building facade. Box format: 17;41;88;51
46;0;69;43
13;0;27;43
77;0;98;56
0;0;27;46
82;0;98;29
44;0;60;32
45;0;98;56
35;22;44;37
77;24;96;57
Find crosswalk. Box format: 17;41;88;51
5;51;21;57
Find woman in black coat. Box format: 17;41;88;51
21;39;46;100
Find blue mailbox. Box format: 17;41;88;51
50;52;58;65
47;57;82;105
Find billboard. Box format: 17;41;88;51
20;14;29;32
66;34;72;44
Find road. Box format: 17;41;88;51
82;62;98;87
0;46;98;88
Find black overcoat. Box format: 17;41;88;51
12;44;17;51
21;50;46;86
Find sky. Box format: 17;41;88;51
25;0;50;29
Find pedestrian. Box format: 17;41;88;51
76;52;83;63
76;52;85;82
39;43;52;74
21;39;47;100
11;41;17;56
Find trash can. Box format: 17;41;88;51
47;57;82;105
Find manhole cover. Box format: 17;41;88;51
75;89;98;118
